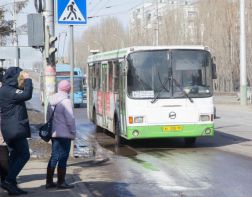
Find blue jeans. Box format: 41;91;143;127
47;138;71;169
6;138;30;184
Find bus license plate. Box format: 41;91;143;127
162;126;182;132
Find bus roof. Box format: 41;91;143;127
87;45;210;63
56;64;82;75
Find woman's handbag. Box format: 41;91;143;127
39;105;57;142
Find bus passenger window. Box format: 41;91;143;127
95;63;101;90
113;61;120;92
89;66;96;89
109;61;113;92
92;73;96;90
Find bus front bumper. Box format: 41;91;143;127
125;123;214;140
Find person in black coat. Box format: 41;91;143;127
0;67;33;196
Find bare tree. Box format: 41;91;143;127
0;1;28;46
195;0;239;92
74;17;128;72
130;0;241;92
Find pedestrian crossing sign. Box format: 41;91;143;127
57;0;87;25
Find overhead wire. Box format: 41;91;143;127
88;0;145;19
89;0;106;14
94;0;111;15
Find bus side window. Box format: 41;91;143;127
113;61;120;93
108;61;113;92
102;63;108;92
92;66;96;90
95;63;101;90
88;65;95;89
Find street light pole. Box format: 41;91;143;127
240;0;247;105
155;0;159;46
13;0;19;67
43;0;56;121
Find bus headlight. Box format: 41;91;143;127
132;130;139;136
134;116;144;123
204;128;212;135
200;115;210;121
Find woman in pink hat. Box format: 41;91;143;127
46;80;76;189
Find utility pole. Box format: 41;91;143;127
13;0;19;67
240;0;247;105
43;0;57;121
155;0;159;46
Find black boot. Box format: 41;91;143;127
15;187;28;195
46;168;56;189
57;168;74;189
0;168;7;184
1;180;23;196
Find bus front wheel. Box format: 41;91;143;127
184;137;196;147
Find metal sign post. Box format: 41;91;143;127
70;25;74;103
57;0;87;103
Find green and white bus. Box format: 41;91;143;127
87;46;217;145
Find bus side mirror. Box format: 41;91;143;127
212;63;217;79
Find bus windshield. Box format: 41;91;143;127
127;49;213;99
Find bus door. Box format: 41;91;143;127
88;64;94;119
101;62;108;128
118;60;127;135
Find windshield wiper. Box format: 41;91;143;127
151;72;170;104
172;78;194;103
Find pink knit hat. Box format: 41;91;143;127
58;80;71;93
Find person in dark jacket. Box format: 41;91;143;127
0;67;33;196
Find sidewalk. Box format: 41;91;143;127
0;160;92;197
213;94;252;158
0;158;109;197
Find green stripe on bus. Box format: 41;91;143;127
125;124;214;139
88;49;128;62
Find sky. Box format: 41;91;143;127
0;0;144;69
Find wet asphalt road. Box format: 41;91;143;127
72;106;252;197
27;91;252;197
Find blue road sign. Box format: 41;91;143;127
57;0;87;25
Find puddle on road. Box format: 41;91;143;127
95;136;160;171
95;132;138;157
98;142;138;157
129;157;159;171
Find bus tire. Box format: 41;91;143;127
93;109;103;132
114;119;123;147
184;137;196;147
